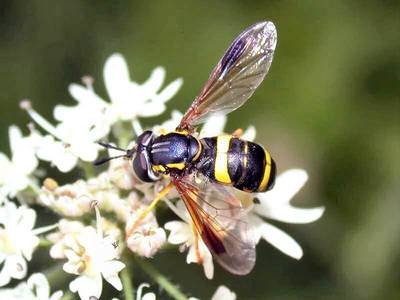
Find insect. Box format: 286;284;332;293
96;21;277;275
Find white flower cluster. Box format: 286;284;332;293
0;53;324;299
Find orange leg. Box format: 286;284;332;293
126;182;174;238
231;128;243;138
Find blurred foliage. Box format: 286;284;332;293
0;1;399;299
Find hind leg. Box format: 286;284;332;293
126;182;173;238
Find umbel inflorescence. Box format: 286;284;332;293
0;52;324;300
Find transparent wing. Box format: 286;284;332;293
178;21;277;131
172;172;256;275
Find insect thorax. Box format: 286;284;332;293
148;132;201;174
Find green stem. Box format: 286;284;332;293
134;257;188;300
29;182;41;195
39;238;52;247
79;161;95;178
113;121;135;148
121;266;135;300
43;263;67;290
61;291;75;300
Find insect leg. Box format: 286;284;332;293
126;182;174;238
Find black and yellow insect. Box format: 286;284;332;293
96;21;278;275
134;130;275;193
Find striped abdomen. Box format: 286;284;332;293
197;135;276;192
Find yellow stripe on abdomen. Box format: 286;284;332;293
258;149;272;192
214;135;232;184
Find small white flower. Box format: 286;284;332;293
189;285;236;300
0;273;63;300
0;201;54;286
60;220;125;300
164;201;214;279
0;125;39;197
21;99;108;172
250;169;325;259
38;174;132;220
211;285;236;300
38;178;93;217
136;283;156;300
104;53;183;122
107;149;139;191
126;211;166;258
47;219;85;259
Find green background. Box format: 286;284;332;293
0;1;399;299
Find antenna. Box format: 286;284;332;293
94;142;136;166
94;154;127;166
97;141;126;152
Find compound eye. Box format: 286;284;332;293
132;153;152;182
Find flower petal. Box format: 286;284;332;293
104;53;132;106
164;221;191;244
255;217;303;260
18;206;36;231
50;290;64;300
155;78;183;103
255;204;325;224
257;169;308;205
241;125;256;141
69;274;102;300
27;273;50;300
141;66;165;93
211;285;237;300
200;115;227;137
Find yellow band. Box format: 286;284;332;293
214;135;232;184
192;138;202;161
258;149;272;192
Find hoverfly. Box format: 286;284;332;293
96;21;277;275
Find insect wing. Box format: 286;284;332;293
172;173;256;275
178;21;277;131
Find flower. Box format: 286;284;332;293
136;283;156;300
0;125;39;197
164;201;214;279
189;285;236;300
38;178;93;217
107;149;138;191
210;285;236;300
59;219;125;300
21;53;183;172
0;201;55;286
0;273;63;300
104;53;183;122
21;99;107;172
47;219;85;259
38;173;133;220
126;211;166;258
250;169;325;259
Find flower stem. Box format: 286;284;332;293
43;262;67;290
61;291;74;300
79;161;95;178
39;238;52;247
121;265;135;300
113;121;133;149
134;257;188;300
